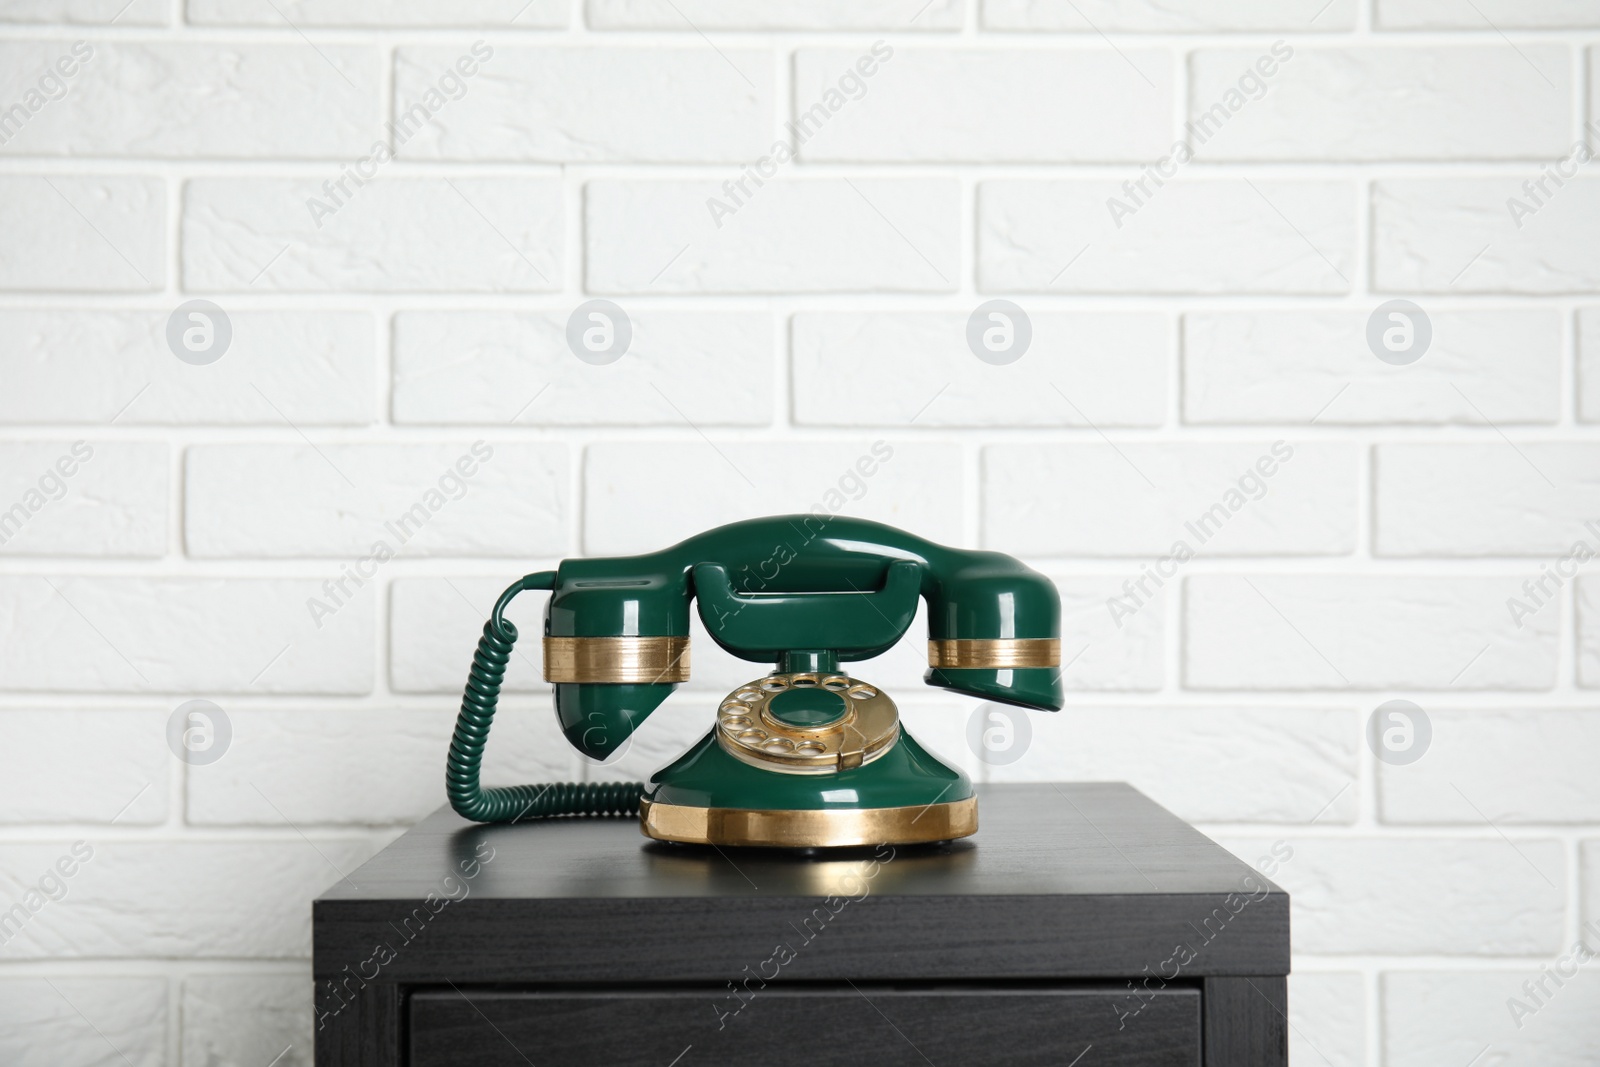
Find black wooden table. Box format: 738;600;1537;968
313;782;1289;1066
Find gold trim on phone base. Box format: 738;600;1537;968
639;796;978;848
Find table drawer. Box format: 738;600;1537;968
409;983;1200;1067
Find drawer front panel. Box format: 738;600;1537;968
410;984;1200;1067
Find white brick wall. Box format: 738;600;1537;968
792;47;1174;162
183;441;567;556
183;177;564;291
393;309;773;425
1382;971;1600;1065
0;41;381;157
0;175;164;290
979;179;1355;293
0;309;375;425
1187;46;1572;161
1183;309;1562;424
1373;180;1600;293
393;47;774;162
0;977;167;1067
985;441;1359;556
2;5;1598;1064
982;0;1358;32
793;310;1168;425
586;178;961;292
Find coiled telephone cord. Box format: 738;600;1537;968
445;571;645;823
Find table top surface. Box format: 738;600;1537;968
313;782;1289;981
321;782;1278;904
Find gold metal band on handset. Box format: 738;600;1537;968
927;637;1060;669
542;636;691;684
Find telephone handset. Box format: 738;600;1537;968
446;515;1062;848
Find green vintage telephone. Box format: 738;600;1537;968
445;515;1061;848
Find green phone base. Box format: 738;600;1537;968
641;670;975;848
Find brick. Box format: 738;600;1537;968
0;577;373;694
393;310;772;426
586;179;959;293
1374;179;1600;293
1586;841;1599;947
183;974;312;1067
1183;309;1561;425
582;441;962;555
1374;444;1600;555
0;710;166;824
989;708;1357;824
1189;46;1570;161
1;0;165;20
1290;972;1365;1067
983;442;1357;556
1184;576;1557;690
793;47;1172;162
1383;970;1600;1065
0;42;379;157
0;978;166;1067
979;180;1353;294
0;441;166;556
0;837;384;957
791;311;1167;427
1052;575;1165;691
187;708;577;826
184;442;567;558
983;0;1356;31
1219;836;1565;954
182;177;561;292
588;0;962;29
1379;709;1600;824
1579;308;1600;422
1378;0;1600;28
189;0;565;25
0;309;374;426
0;175;162;291
395;47;771;162
1577;578;1600;688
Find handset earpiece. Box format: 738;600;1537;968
922;555;1063;711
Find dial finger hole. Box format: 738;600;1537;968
722;715;751;728
737;728;765;741
760;679;787;692
734;690;760;702
847;685;877;699
762;738;795;753
796;741;826;755
821;677;849;690
791;675;818;687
